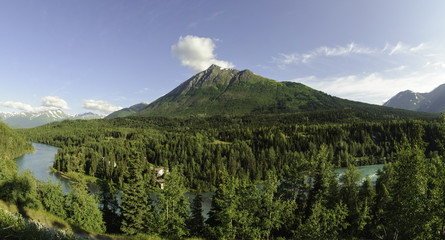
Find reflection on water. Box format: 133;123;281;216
335;164;384;185
15;143;71;192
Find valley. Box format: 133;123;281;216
1;66;445;239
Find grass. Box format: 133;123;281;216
0;203;78;240
50;167;99;186
0;200;204;240
212;139;231;145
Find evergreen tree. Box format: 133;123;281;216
157;167;190;239
189;192;205;237
357;175;375;237
120;157;156;235
385;145;434;239
39;179;67;219
206;174;238;240
235;178;261;239
99;179;122;233
259;171;284;240
339;164;362;236
372;163;393;239
64;183;105;233
297;198;349;239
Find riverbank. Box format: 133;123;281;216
0;199;170;240
50;166;101;191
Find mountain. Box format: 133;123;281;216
0;110;105;129
384;83;445;113
105;103;148;119
73;112;105;120
383;90;425;111
126;64;374;117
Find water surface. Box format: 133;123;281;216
15;142;70;192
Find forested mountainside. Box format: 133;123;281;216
0;122;33;160
108;65;405;118
105;103;148;119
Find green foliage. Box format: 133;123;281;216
64;185;105;233
18;115;441;193
206;175;238;240
132;65;434;118
0;121;34;160
100;179;122;234
0;207;78;240
207;173;286;240
384;145;437;239
14;101;445;239
0;158;18;184
189;192;205;237
120;158;157;236
258;172;285;240
157;168;190;239
39;179;67;219
297;198;349;239
0;170;41;209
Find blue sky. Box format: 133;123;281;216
1;0;445;114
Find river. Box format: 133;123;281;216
14;142;384;218
15;143;71;192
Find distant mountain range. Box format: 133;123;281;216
384;84;445;113
0;109;104;128
106;64;410;119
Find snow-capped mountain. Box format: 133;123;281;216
0;109;104;128
384;83;445;113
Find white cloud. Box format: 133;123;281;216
293;65;445;105
410;43;425;52
0;101;34;112
274;42;377;66
388;41;407;55
0;96;70;112
41;96;69;110
171;35;234;72
287;42;445;104
82;100;123;114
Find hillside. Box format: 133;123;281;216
128;65;385;117
0;121;33;160
384;83;445;113
105;102;148;119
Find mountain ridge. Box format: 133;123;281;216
106;65;432;119
105;103;149;119
131;65;367;117
0;110;104;128
384;83;445;113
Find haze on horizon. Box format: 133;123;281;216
1;0;444;115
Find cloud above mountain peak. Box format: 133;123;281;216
41;96;69;110
172;35;234;72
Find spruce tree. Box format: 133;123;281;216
189;192;205;237
157;167;190;239
120;157;157;235
99;179;122;233
259;171;284;240
206;173;238;240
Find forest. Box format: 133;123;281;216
0;110;437;239
19;110;440;191
3;111;441;239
